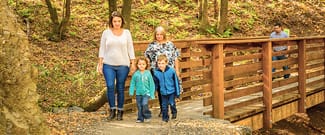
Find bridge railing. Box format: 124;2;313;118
125;36;324;130
195;36;325;129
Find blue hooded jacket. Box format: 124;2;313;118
153;66;180;97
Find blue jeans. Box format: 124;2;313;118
136;95;152;121
272;55;290;79
161;94;177;121
103;64;129;110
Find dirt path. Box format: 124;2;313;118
46;100;325;135
76;99;210;135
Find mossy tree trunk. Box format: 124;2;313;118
0;1;49;134
45;0;71;42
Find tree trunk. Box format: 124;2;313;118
199;0;209;32
84;90;107;112
45;0;71;42
217;0;228;34
0;1;49;134
45;0;60;41
122;0;132;29
108;0;117;17
59;0;71;40
213;0;218;19
198;0;203;20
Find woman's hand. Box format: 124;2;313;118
97;58;104;74
129;63;136;75
97;63;103;74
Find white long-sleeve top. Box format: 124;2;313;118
99;29;135;66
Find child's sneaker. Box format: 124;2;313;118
136;120;143;123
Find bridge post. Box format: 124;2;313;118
298;39;306;113
211;44;224;119
262;41;272;129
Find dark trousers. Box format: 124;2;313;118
161;94;177;121
272;55;290;79
151;69;163;112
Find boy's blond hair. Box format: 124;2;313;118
136;56;150;70
157;55;168;63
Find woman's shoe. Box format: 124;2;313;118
107;109;116;120
117;110;123;120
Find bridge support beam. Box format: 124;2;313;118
262;41;273;129
298;39;306;113
211;44;224;119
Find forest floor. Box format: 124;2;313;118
45;100;325;135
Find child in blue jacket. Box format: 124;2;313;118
153;55;180;122
129;57;155;123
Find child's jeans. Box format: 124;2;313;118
161;94;177;121
136;95;152;121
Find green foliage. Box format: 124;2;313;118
174;30;190;39
52;101;68;108
17;8;32;18
170;18;186;28
283;28;290;36
7;0;15;6
69;31;77;37
229;2;258;32
218;28;232;38
206;27;216;34
144;18;160;27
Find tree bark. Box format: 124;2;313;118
108;0;117;17
59;0;71;40
122;0;132;29
198;0;203;20
84;90;107;112
199;0;209;32
217;0;228;34
213;0;218;19
0;1;49;134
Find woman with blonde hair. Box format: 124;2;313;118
144;26;181;117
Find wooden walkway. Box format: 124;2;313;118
225;75;324;121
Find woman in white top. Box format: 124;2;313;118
98;11;136;121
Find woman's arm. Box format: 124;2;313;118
174;59;180;77
98;30;107;74
97;58;103;74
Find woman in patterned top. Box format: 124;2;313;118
144;26;181;117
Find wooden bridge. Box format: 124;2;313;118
124;36;325;130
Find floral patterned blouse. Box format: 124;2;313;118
144;41;180;69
